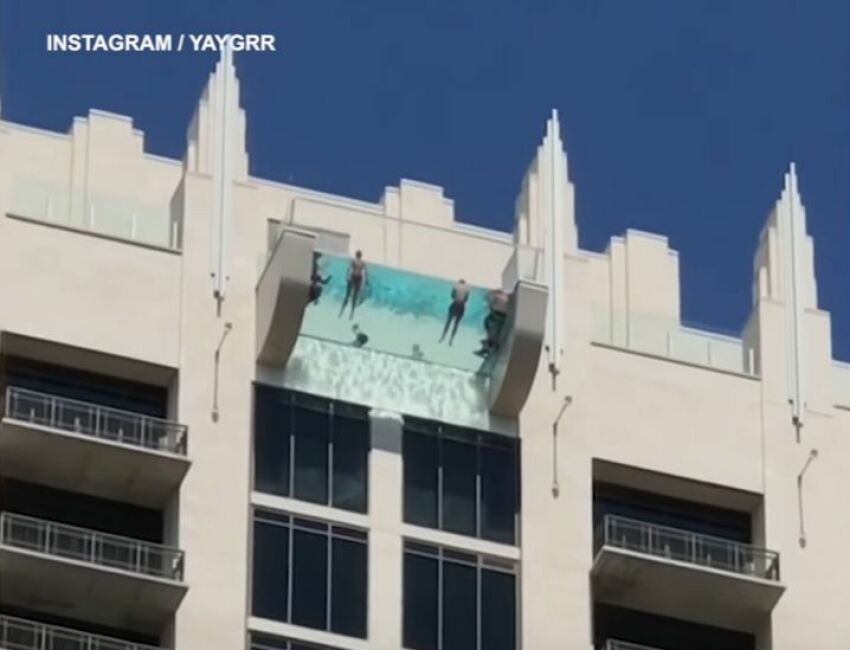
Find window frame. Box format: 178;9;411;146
251;509;369;640
402;540;519;650
253;385;371;514
402;418;520;545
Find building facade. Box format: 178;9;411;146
0;55;848;650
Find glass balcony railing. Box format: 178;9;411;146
8;176;179;251
595;514;780;581
299;251;508;374
604;641;666;650
0;614;162;650
0;512;184;581
3;387;187;456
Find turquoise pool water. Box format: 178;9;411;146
300;252;494;373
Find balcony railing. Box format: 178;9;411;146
2;386;187;456
595;514;780;581
0;512;184;581
0;614;162;650
604;641;666;650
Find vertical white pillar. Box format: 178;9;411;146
211;41;236;303
368;409;404;650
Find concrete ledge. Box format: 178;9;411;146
0;417;189;508
0;544;187;634
489;280;548;418
592;546;784;634
256;228;315;366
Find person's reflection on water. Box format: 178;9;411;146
340;250;367;319
440;279;469;346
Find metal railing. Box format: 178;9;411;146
595;514;781;581
0;613;163;650
0;512;184;581
2;386;187;456
604;641;667;650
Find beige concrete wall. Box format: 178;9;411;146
3;99;850;650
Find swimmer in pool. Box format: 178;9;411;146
440;279;469;345
308;252;332;305
340;250;367;319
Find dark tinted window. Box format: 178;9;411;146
252;516;289;622
441;439;477;536
403;420;519;544
255;387;291;497
293;408;330;504
291;528;327;629
4;356;168;417
403;542;516;650
481;445;517;544
593;482;752;543
442;559;477;650
594;603;755;650
0;479;163;543
403;551;438;650
403;431;439;528
331;536;367;637
254;387;370;514
481;568;516;650
250;634;347;650
251;511;367;639
332;415;369;512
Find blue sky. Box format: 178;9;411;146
3;1;850;358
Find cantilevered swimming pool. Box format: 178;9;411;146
300;251;495;374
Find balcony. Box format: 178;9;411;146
0;613;162;650
0;513;187;634
592;515;784;631
0;387;189;507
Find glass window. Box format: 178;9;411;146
403;431;439;528
332;415;369;512
291;526;328;629
251;511;368;640
481;568;516;650
255;388;292;497
403;550;439;650
250;635;347;650
254;387;370;514
331;535;368;637
442;557;477;650
251;635;289;650
402;542;517;650
403;420;519;544
480;443;517;544
441;439;477;536
293;407;330;504
252;516;289;622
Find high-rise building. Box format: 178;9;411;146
0;55;844;650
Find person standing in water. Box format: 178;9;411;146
308;252;332;305
440;279;469;345
476;288;509;356
340;250;367;319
